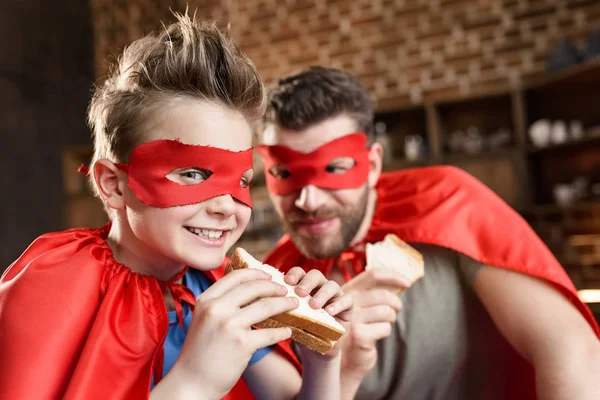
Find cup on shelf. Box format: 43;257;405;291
553;184;576;207
529;119;552;148
569;120;584;140
550;120;568;144
404;134;424;161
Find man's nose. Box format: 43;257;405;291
294;185;327;212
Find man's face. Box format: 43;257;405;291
261;115;381;259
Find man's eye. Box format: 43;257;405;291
325;158;356;174
269;165;291;180
325;165;348;174
240;177;250;188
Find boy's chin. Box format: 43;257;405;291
186;251;227;271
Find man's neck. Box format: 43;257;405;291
349;187;378;248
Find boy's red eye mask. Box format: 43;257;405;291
255;133;370;196
112;139;253;208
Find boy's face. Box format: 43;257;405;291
260;114;381;259
121;99;253;272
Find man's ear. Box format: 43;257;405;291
367;142;383;189
93;160;127;211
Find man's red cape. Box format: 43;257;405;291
264;166;599;399
0;225;299;399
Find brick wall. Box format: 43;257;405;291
93;0;600;109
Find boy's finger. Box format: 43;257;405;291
218;280;288;308
199;269;273;302
295;269;327;297
284;267;306;285
324;293;353;317
249;327;293;350
238;296;300;327
310;280;342;309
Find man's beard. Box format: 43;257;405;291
283;184;370;259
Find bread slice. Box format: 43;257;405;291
226;247;346;354
365;234;425;295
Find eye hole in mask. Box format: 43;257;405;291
167;167;253;189
166;167;213;185
269;164;291;180
325;157;357;174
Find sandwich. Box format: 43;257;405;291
365;233;425;294
226;248;346;354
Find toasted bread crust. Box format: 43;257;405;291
255;319;334;355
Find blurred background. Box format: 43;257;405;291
1;0;599;316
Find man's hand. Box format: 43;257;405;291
339;269;411;381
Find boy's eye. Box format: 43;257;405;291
166;168;212;185
325;157;356;174
269;165;291;180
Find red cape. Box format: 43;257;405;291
264;166;599;398
0;225;299;400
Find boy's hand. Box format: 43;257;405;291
339;269;409;380
170;269;298;400
284;267;353;360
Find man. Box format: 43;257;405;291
256;66;600;400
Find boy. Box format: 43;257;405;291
0;15;352;400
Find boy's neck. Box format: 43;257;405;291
107;218;185;282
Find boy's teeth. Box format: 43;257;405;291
187;227;224;239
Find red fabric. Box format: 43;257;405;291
255;133;370;195
0;225;299;400
263;166;600;398
116;139;253;208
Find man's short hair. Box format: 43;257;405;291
263;66;374;142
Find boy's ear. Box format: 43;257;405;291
367;142;383;189
93;160;127;210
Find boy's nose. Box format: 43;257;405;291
205;194;237;217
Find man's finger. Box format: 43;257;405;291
354;288;404;312
344;269;412;292
355;304;398;324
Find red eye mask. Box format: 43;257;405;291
114;140;253;208
255;133;370;196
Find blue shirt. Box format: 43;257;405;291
153;268;272;388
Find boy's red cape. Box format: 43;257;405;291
264;166;599;399
0;224;299;400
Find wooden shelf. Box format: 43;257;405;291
522;57;600;92
527;131;600;154
442;147;519;163
521;201;600;215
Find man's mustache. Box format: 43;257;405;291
286;208;338;223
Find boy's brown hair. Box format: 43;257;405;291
88;12;265;171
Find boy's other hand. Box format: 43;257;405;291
171;268;297;399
